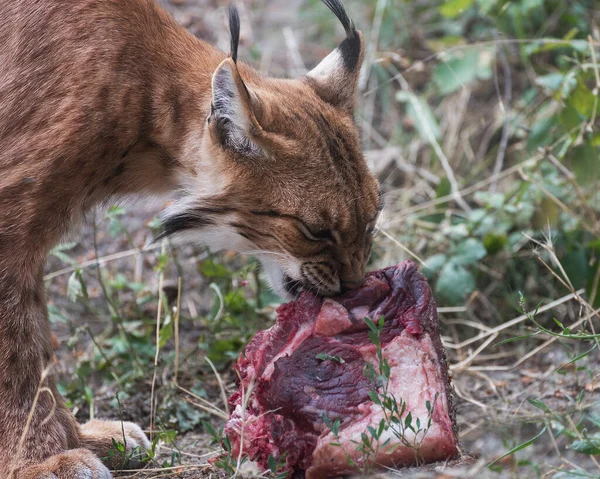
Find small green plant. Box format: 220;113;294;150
323;317;439;474
211;434;244;475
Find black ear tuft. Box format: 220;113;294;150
321;0;357;39
228;4;240;64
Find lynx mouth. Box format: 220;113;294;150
283;275;304;296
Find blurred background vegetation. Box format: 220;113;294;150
44;0;600;477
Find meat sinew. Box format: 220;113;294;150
223;261;458;477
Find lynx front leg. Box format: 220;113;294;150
0;268;148;478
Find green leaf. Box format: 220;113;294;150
404;412;412;429
316;353;345;364
487;426;547;467
436;177;452;199
48;304;68;324
476;0;497;15
268;455;278;473
557;344;597;372
432;47;493;95
568;81;595;118
535;73;563;91
474;191;505;209
67;270;88;302
527;398;552;414
483;233;508;255
435;262;475;305
451;238;487;265
568;144;599;187
422;254;447;279
439;0;474;18
207;338;244;364
524;39;589;56
570;437;600;455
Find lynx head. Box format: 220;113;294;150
162;0;381;299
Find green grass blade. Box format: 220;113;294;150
487;426;547;467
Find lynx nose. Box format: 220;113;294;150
341;278;365;292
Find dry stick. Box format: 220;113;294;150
388;156;540;221
444;290;584;351
518;168;597;235
490;36;512;192
282;26;306;76
451;332;499;371
182;395;228;420
149;239;167;443
452;383;487;410
587;35;600;133
358;0;387;91
10;367;52;479
589;262;600;310
205;357;230;416
546;426;581;472
359;0;387;147
364;38;600;97
467;312;594;372
174;277;182;385
362;72;378;150
168;283;228;419
443;88;471;161
379;229;425;265
44;243;163;281
388;66;471;213
526;232;600;326
442;318;493;332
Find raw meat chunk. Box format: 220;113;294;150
223;261;458;477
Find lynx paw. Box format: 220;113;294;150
17;448;112;479
79;420;150;470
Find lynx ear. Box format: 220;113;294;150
208;5;261;155
306;0;364;114
209;58;260;155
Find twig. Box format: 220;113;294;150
364;38;600;97
379;229;425;265
176;384;227;419
490;35;512;191
451;332;498;371
386;156;541;222
587;35;600;132
174;277;182;385
10;367;52;479
149;239;167;442
205;357;230;416
444;290;584;350
387;66;472;213
283;27;306;76
44;244;163;281
359;0;387;89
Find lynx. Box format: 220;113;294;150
0;0;381;476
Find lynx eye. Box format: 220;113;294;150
310;229;334;241
299;223;334;242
